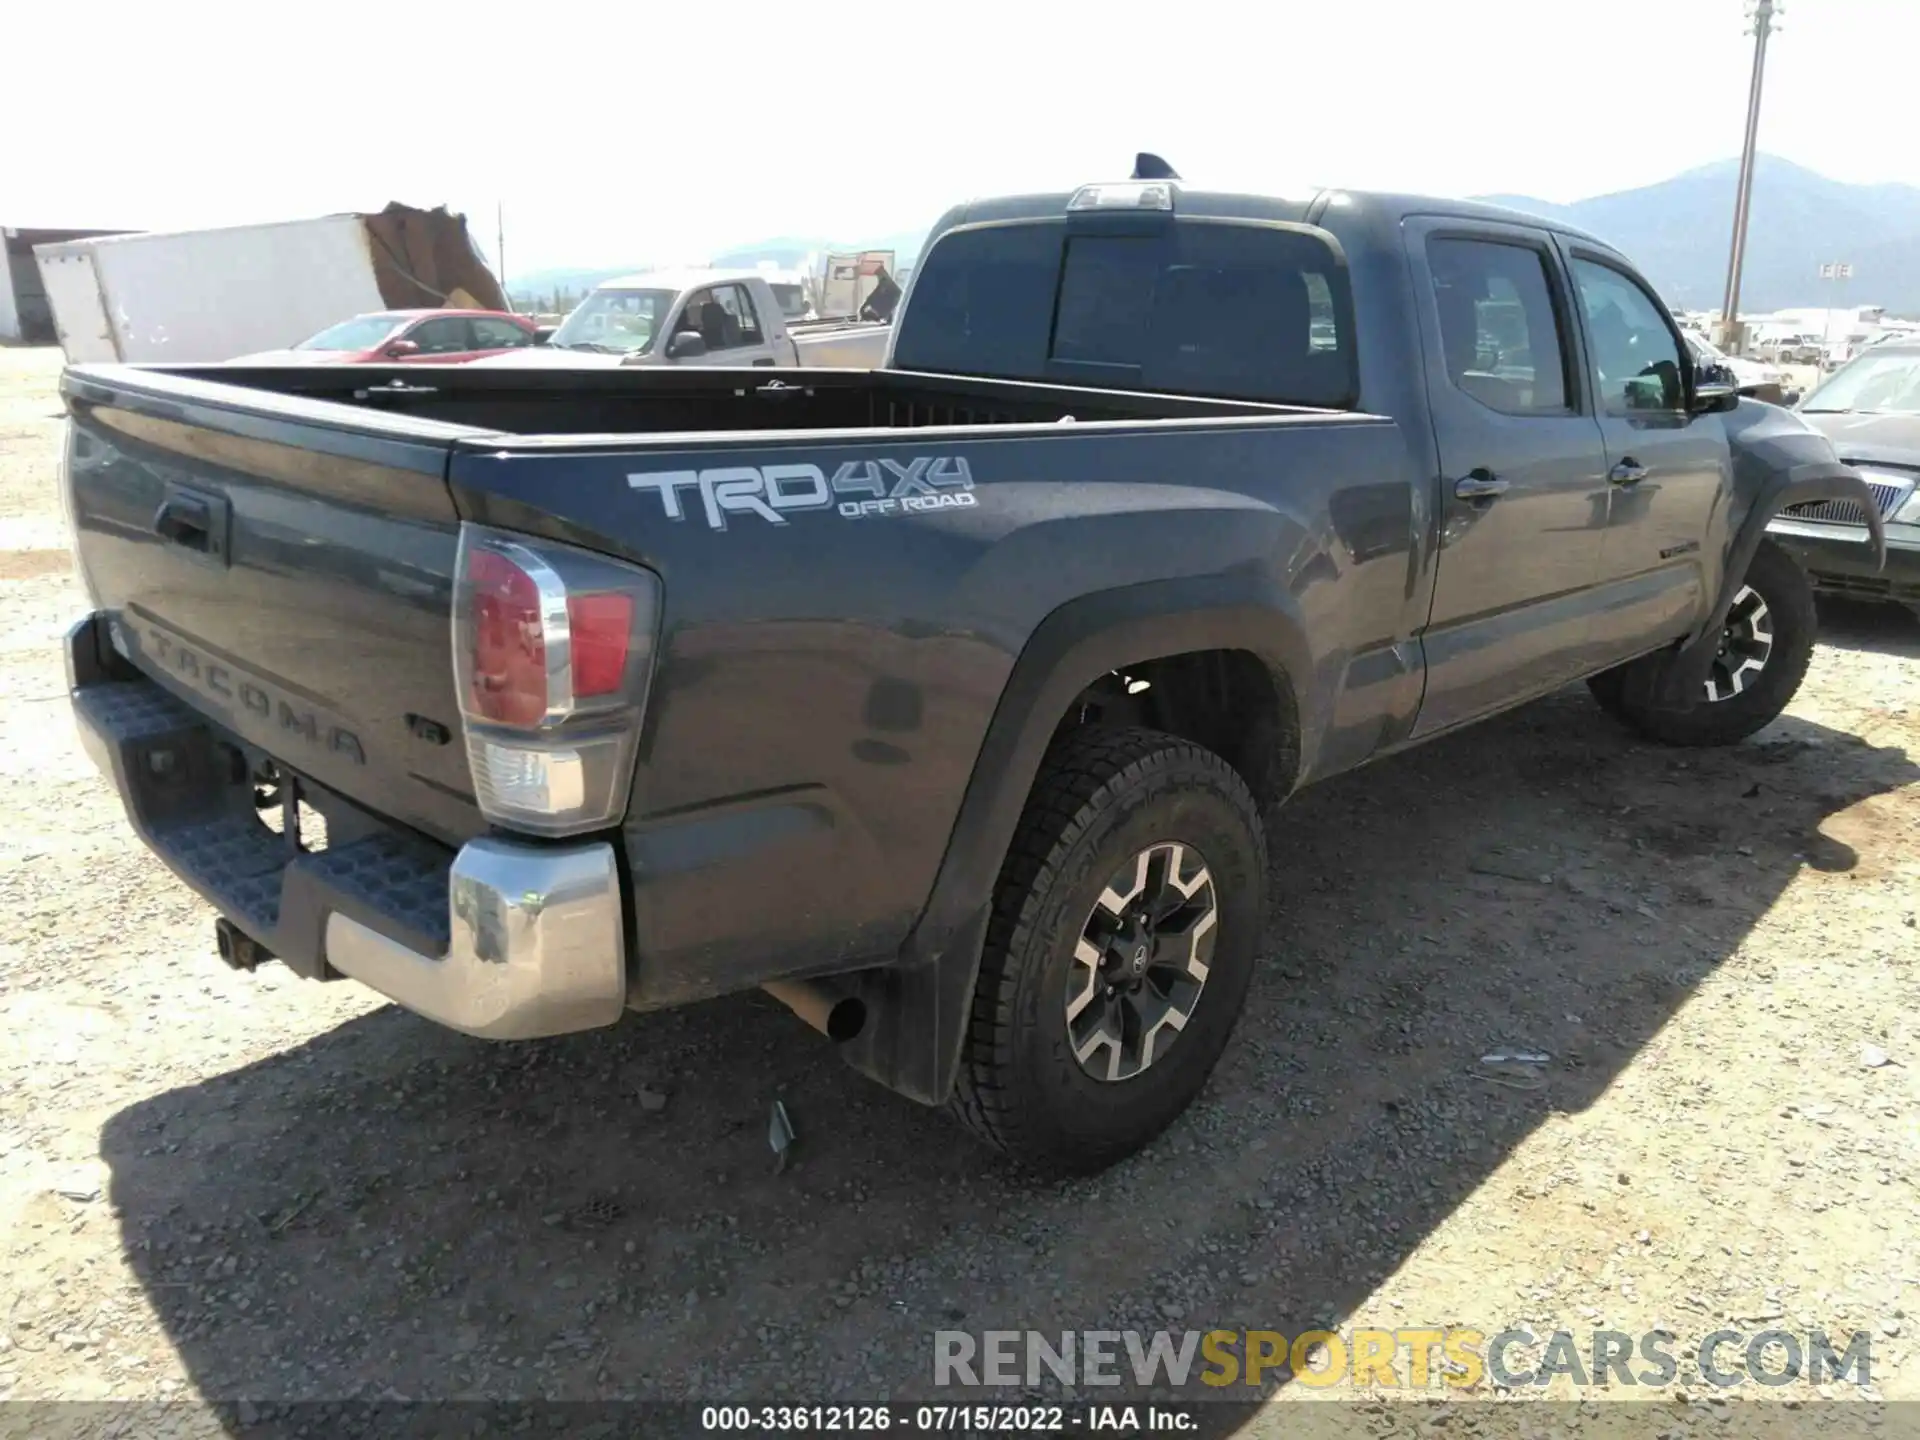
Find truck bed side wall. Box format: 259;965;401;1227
446;414;1425;1008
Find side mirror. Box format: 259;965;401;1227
533;326;556;346
383;338;420;358
1689;360;1740;416
664;330;708;361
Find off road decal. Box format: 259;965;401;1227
628;456;976;531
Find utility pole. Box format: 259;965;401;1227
1820;260;1853;361
1718;0;1779;355
496;201;508;305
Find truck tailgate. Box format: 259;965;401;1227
792;324;891;369
62;367;493;847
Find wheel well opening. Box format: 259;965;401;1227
1053;648;1299;812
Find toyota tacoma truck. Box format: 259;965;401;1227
59;161;1884;1174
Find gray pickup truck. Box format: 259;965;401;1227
60;160;1882;1173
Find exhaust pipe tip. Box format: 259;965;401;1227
823;996;866;1044
763;978;867;1044
213;917;271;973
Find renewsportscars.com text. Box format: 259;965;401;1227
933;1327;1874;1390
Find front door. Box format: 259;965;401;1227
667;284;779;367
1561;250;1732;669
1406;220;1612;737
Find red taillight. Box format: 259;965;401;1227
567;593;634;697
467;548;547;726
463;552;637;723
451;525;661;838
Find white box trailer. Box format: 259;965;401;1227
814;250;896;321
1;227;132;344
33;205;506;364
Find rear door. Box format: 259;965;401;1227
1404;219;1612;737
63;368;490;846
466;315;539;361
1559;249;1729;667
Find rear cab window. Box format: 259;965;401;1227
893;214;1357;408
1426;237;1574;415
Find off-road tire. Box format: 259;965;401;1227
948;726;1267;1174
1590;539;1816;747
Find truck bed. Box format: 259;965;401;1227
154;360;1300;433
62;358;1410;1008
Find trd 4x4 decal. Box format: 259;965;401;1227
628;456;976;530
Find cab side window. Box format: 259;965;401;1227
408;317;472;355
471;317;532;349
1426;237;1572;416
678;287;761;351
1569;259;1686;415
711;285;764;347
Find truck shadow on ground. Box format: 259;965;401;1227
98;687;1918;1431
1815;596;1920;660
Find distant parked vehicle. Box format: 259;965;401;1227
756;267;816;322
1683;331;1797;404
476;269;891;370
230;310;544;366
1770;342;1920;619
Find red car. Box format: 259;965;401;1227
230;309;546;365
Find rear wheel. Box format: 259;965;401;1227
1588;539;1815;747
949;727;1267;1174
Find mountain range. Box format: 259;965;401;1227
506;156;1920;317
1478;154;1920;315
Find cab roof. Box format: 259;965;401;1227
356;308;527;322
592;267;770;295
926;183;1617;255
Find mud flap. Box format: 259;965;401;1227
1622;461;1886;715
832;902;990;1106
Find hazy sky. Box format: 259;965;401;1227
6;0;1914;276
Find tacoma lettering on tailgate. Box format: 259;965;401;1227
142;626;367;765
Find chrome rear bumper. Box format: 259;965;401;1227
324;838;625;1039
67;611;628;1040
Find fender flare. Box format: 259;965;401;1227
1648;460;1885;709
834;572;1311;1105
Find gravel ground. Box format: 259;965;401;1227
1;344;1916;1430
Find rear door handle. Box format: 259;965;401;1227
1610;459;1650;486
752;357;777;367
152;485;230;565
1453;469;1509;501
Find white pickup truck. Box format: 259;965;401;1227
479;267;891;370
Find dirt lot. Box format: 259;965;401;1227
1;343;1916;1429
